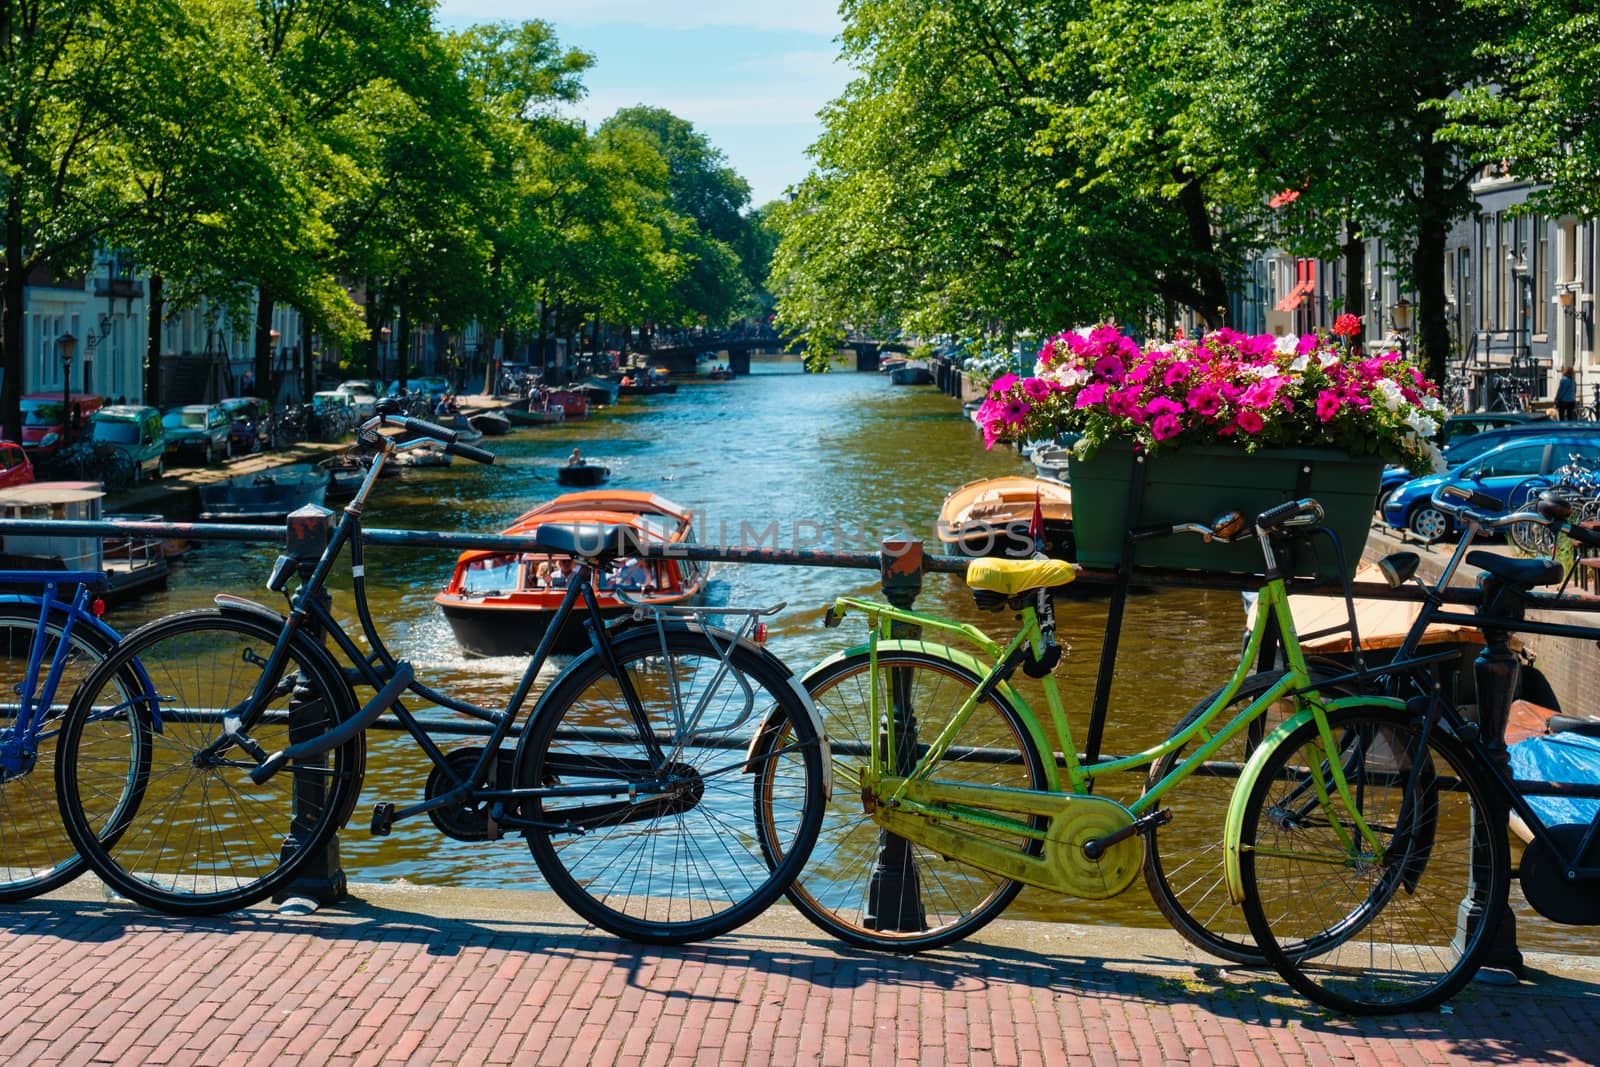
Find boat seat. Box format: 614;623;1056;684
965;557;1077;597
1466;550;1563;588
531;523;643;563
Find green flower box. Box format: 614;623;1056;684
1067;440;1383;580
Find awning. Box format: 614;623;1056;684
1274;279;1315;312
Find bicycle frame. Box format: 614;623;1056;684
0;570;128;774
831;564;1405;896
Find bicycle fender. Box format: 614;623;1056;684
744;673;834;801
213;594;288;626
0;593;125;649
805;639;1061;793
1221;696;1407;904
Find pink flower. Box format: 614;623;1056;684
1126;360;1153;384
1186;383;1223;416
1163;361;1193;387
1144;396;1184;419
989;373;1019;395
1151;413;1183;441
1236;410;1265;434
1315;390;1343;421
1001;399;1032;424
1075;383;1109;409
1092;353;1126;382
1022;377;1052;400
1107;386;1145;422
1241;378;1282;409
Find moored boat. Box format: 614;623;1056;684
198;467;330;522
937;475;1073;559
0;482;168;600
435;490;708;656
506;403;565;426
547;390;589;419
889;361;934;385
467;409;512;436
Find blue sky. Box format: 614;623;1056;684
433;2;850;208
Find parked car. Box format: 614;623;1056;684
19;393;104;459
0;440;34;489
1436;410;1550;447
386;375;450;399
1376;418;1599;509
162;404;233;465
87;406;165;483
1381;433;1600;540
219;396;271;454
333;381;378;419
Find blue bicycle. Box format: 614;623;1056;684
0;571;149;901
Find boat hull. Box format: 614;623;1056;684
557;464;609;487
438;599;620;657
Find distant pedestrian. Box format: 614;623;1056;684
1557;366;1577;420
241;371;255;395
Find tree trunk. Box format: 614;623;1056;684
1341;222;1364;322
365;281;381;381
254;293;275;402
145;273;164;405
300;310;315;400
1175;174;1229;328
537;297;549;386
3;194;26;442
397;305;410;392
1415;151;1451;386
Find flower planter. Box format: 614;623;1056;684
1067;440;1383;580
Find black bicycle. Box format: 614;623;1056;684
53;405;828;943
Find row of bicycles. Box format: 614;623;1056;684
4;402;1600;1016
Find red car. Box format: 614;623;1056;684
0;440;36;488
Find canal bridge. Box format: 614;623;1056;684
643;334;910;376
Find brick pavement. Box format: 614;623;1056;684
1;882;1597;1067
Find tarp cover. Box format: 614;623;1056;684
1508;732;1600;826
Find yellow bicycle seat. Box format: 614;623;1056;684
965;557;1077;596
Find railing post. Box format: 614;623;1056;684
1461;627;1523;976
864;537;927;931
275;504;347;910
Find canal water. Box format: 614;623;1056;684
107;357;1577;950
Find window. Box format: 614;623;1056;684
1500;214;1515;327
1535;217;1550;334
1475;443;1545;478
1480;220;1495;330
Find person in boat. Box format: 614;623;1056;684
566;448;583;467
614;557;652;591
531;558;552;588
434;393;453;417
548;557;577;588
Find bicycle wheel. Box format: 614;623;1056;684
0;605;138;901
56;610;363;915
517;625;827;944
1236;704;1508;1014
1143;669;1313;964
758;648;1049;952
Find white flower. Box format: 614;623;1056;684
1423;441;1448;474
1244;364;1277;379
1289;354;1310;372
1076;325;1095;338
1422;395;1444;413
1274;334;1299;355
1375;378;1404;411
1318;352;1340;369
1405;411;1439;438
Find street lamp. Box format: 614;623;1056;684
379;326;392;381
1390;296;1414;359
58;331;77;445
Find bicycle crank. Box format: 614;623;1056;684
867;775;1142;899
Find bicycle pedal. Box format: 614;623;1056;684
371;802;397;836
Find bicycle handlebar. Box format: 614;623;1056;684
358;412;497;464
1430;484;1545;532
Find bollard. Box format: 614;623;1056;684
275;504;348;908
864;537;928;932
1459;623;1524;976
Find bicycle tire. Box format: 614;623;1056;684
1143;669;1326;965
517;625;827;944
1236;704;1509;1014
759;648;1049;952
56;609;363;916
0;605;140;901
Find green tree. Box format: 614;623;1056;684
1443;2;1594;216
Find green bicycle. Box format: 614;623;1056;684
753;498;1412;961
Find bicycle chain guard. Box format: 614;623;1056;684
425;747;515;841
1520;823;1600;925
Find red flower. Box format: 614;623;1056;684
1331;313;1362;338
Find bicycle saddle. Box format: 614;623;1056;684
1466;550;1563;588
532;523;644;562
965;557;1077;596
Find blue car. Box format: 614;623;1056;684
1376;419;1600;511
1382;433;1600;540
